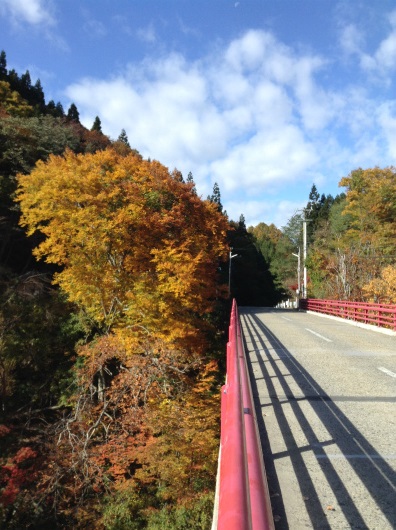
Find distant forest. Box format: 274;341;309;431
1;50;395;529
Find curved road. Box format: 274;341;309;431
239;307;396;530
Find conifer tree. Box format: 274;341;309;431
91;115;102;132
186;171;197;195
20;70;32;100
208;182;222;212
55;101;64;117
47;100;65;118
67;102;80;122
117;128;130;147
32;79;45;110
0;50;7;80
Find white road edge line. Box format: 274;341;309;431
305;328;332;342
281;316;292;321
378;366;396;379
315;454;396;460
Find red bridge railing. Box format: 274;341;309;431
213;300;274;530
300;298;396;331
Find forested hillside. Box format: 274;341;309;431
249;178;396;304
0;51;233;529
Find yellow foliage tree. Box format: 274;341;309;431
339;167;396;254
16;148;228;353
363;265;396;304
0;80;33;117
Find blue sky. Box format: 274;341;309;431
1;0;396;228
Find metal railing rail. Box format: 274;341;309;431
213;300;274;530
300;298;396;331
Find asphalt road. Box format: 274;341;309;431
239;307;396;530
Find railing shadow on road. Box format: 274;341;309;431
240;308;396;530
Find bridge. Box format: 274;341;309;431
213;300;396;529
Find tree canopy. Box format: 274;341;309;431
17;148;229;352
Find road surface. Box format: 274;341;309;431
240;307;396;530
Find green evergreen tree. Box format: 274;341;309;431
0;50;7;80
208;182;222;212
55;101;65;117
303;184;335;239
91;115;102;132
7;68;19;92
67;102;80;122
186;171;197;195
32;79;45;110
118;128;131;147
46;100;56;115
20;70;32;100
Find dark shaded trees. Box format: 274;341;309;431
91;115;102;132
66;102;80;122
228;218;283;306
207;182;223;212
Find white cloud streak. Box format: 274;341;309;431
340;9;396;77
0;0;54;26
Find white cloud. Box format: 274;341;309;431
339;24;364;56
226;198;306;229
374;30;396;71
0;0;54;26
342;9;396;76
137;23;156;43
209;126;317;194
377;102;396;159
65;28;396;228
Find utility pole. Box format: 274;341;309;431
292;247;301;306
228;250;238;298
302;220;309;298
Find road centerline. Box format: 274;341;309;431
305;328;332;342
378;366;396;379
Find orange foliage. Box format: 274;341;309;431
363;265;396;304
14;147;228;526
17;148;228;353
135;360;220;502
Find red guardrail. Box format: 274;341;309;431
214;300;274;530
300;298;396;331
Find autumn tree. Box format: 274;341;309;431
301;168;396;300
363;265;396;303
14;147;229;527
0;81;33;117
0;56;230;527
17;147;229;353
339;167;396;256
